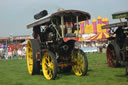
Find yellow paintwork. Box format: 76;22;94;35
42;53;54;80
72;50;85;76
27;40;33;75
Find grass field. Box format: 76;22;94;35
0;53;128;85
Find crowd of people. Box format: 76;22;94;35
0;40;109;60
0;43;26;60
80;40;109;53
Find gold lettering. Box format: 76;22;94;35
115;14;127;18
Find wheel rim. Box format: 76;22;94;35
27;40;33;75
72;50;85;76
42;53;54;80
107;47;116;67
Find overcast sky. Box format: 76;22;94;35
0;0;128;37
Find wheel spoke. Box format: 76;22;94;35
47;56;52;63
45;66;53;78
49;69;53;78
45;62;48;66
76;66;82;74
78;67;82;73
49;56;52;62
80;61;84;71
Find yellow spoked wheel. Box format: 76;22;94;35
27;40;33;74
27;39;40;75
42;51;57;80
72;49;88;76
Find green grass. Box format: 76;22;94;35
0;53;128;85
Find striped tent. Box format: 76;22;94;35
86;32;110;41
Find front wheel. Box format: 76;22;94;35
71;49;88;76
42;51;57;80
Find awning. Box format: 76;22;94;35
86;32;110;41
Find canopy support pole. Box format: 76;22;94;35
76;16;79;37
61;16;65;38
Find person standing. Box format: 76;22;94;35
4;46;8;60
17;47;22;59
22;45;26;58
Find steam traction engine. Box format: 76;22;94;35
102;11;128;75
26;10;90;80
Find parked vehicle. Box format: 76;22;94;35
26;9;90;80
102;11;128;75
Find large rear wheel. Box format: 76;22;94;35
26;39;40;75
106;45;120;67
72;49;88;76
42;51;57;80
